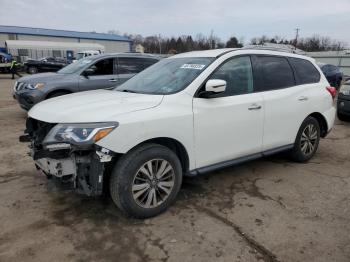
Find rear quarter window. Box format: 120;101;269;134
289;58;320;84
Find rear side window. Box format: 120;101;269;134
140;58;159;69
117;58;158;74
258;56;295;91
289;58;320;84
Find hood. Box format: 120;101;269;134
18;73;71;84
28;89;163;123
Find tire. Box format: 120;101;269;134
46;91;70;99
110;143;182;218
28;66;38;74
337;112;348;122
290;116;320;163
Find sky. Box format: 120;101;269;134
1;0;349;45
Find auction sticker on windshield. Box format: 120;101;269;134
180;64;206;70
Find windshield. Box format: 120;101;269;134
58;57;93;74
115;57;214;94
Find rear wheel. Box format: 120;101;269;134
110;143;182;218
290;117;320;162
28;66;38;74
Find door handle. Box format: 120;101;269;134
109;79;118;82
248;104;262;110
298;96;308;101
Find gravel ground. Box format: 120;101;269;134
0;74;349;262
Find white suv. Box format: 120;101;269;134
22;48;336;218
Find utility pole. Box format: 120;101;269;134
210;29;214;49
294;28;300;49
158;34;162;54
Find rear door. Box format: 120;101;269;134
254;55;317;151
116;57;158;85
79;58;119;91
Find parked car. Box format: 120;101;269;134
337;80;350;121
319;63;343;89
13;53;161;110
21;48;336;218
24;57;68;74
0;52;12;73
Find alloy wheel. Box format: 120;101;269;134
132;159;175;208
300;124;318;156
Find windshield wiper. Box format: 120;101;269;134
118;89;138;93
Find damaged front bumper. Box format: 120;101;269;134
24;135;114;196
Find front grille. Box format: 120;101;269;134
26;118;56;148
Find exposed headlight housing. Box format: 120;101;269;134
43;122;118;146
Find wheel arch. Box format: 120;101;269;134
129;137;190;174
308;112;328;138
45;89;72;99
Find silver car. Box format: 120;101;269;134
13;53;161;110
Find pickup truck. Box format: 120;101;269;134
24;57;68;74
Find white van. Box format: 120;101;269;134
75;50;102;61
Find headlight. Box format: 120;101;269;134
26;83;45;90
43;122;118;146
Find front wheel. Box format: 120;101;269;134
290;117;320;162
110;144;182;218
28;66;38;74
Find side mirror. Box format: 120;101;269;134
82;67;95;78
199;79;226;98
205;79;226;93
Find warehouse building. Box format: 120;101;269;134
0;25;133;61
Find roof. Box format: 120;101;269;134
0;25;132;42
172;48;237;58
170;47;314;62
5;40;105;51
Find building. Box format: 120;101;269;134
307;50;350;76
0;25;133;61
135;44;145;53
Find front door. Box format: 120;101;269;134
193;56;264;168
79;58;119;91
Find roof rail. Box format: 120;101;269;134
242;44;305;55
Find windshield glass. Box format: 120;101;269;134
115;57;214;94
58;57;93;74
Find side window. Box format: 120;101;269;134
289;58;320;84
141;58;159;69
117;58;144;74
258;56;295;90
209;56;254;96
88;58;114;76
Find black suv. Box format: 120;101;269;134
24;57;68;74
319;64;343;89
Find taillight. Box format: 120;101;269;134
326;86;337;100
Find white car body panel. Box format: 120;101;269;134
28;89;163;123
193;92;264;168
